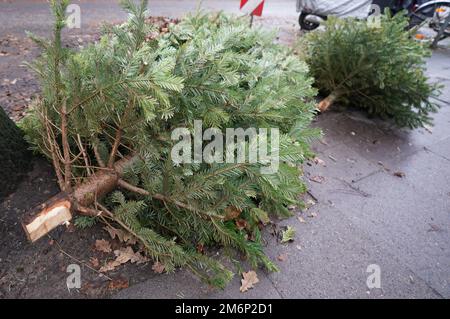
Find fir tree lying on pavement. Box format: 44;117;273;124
20;0;318;287
303;12;441;129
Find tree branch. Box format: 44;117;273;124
108;128;122;168
61;100;72;192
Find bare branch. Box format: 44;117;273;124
61;100;72;192
76;134;92;176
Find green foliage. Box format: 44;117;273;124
74;216;97;229
304;12;441;129
21;0;318;287
281;226;296;243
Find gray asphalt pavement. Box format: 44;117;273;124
0;0;299;38
0;0;448;299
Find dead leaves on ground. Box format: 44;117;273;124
240;271;259;293
224;206;242;221
313;157;326;166
89;257;100;268
108;277;129;290
99;246;148;273
104;226;137;245
152;261;165;274
95;239;112;253
92;226;166;274
310;175;325;184
393;171;406;178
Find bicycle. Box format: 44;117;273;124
297;0;450;42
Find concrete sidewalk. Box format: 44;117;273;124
115;49;450;300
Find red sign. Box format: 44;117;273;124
240;0;265;17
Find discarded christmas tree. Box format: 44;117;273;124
304;13;441;129
21;0;318;287
0;106;31;200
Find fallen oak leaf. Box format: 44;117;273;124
123;232;138;245
114;246;148;265
240;271;259;293
314;157;326;166
89;257;100;268
108;277;129;290
104;226;125;242
393;172;406;178
99;260;121;273
104;226;137;245
310;176;325;184
152;261;165;274
99;246;148;273
95;239;112;253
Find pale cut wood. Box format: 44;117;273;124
22;193;72;242
22;156;139;242
317;93;338;112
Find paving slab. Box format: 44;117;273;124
263;203;441;299
305;143;382;205
428;137;450;161
328;169;450;297
388;148;450;198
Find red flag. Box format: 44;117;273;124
240;0;265;17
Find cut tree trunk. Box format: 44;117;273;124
317;93;338;113
0;106;31;200
22;155;138;242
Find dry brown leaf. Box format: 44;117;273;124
224;206;242;221
235;219;248;230
314;157;326;166
130;251;147;264
99;246;147;273
394;172;406;178
104;226;125;241
196;243;205;254
123;232;138;245
152;261;165;274
108;277;129;290
310;176;325;184
95;239;112;253
305;199;316;209
240;271;259;293
104;226;138;245
89;257;100;268
114;246;148;265
99;260;121;273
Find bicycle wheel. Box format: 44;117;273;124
410;1;450;36
299;12;321;31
